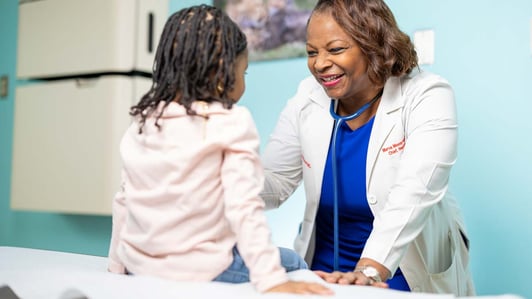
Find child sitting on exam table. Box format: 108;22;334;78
106;4;332;295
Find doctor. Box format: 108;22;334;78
260;0;475;295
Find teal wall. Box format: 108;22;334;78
1;1;531;298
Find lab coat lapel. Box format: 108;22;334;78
307;87;334;202
367;77;404;186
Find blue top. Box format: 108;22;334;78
311;117;410;291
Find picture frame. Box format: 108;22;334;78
214;0;317;61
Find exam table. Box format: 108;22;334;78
0;246;524;299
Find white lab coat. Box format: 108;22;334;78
261;70;475;295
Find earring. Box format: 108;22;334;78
216;83;224;94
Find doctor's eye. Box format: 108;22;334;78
306;50;318;57
329;47;347;54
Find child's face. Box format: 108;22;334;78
227;50;248;103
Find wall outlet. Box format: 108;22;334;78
0;76;8;99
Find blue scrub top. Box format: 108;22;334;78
311;116;410;291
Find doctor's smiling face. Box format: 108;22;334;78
305;10;375;104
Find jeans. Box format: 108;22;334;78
212;247;307;283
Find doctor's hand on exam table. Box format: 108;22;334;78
314;271;389;288
313;257;390;288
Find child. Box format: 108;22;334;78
107;4;332;295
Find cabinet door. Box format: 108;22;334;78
11;76;151;215
17;0;168;79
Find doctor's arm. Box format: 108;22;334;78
261;94;305;210
362;79;458;278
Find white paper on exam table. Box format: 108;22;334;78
1;268;455;299
0;247;525;299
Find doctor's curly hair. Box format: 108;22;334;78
130;4;247;133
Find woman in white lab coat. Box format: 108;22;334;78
260;0;475;295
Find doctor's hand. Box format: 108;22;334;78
313;270;389;288
266;280;334;295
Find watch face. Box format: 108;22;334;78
355;266;382;282
364;267;379;277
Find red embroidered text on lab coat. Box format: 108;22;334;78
382;138;405;155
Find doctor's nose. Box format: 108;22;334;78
310;53;332;73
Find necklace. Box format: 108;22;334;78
329;89;384;121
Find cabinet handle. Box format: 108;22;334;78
148;12;154;53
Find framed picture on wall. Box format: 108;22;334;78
214;0;317;61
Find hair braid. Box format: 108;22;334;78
130;5;247;133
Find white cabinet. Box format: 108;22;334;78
11;0;168;214
17;0;167;78
12;77;151;214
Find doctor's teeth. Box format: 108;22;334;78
323;76;339;82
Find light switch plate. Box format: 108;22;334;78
414;29;435;65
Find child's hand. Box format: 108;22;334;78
265;280;334;295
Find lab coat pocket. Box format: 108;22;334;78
426;227;467;294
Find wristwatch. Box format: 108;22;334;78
354;265;382;283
